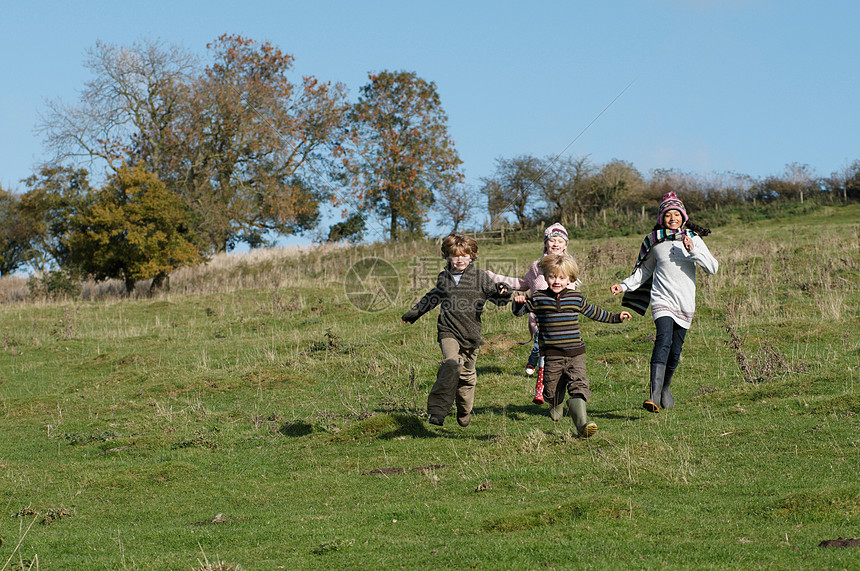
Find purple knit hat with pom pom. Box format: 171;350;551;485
544;223;568;243
657;192;688;226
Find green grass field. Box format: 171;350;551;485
1;204;858;569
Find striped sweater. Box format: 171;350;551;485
512;288;623;357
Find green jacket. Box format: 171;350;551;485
402;262;510;349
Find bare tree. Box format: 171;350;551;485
756;163;819;203
784;162;816;203
37;36;350;253
480;155;544;228
825;160;860;202
38;38;198;179
542;155;595;225
700;171;756;206
480;177;507;230
434;182;479;232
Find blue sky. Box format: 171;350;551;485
2;0;858;243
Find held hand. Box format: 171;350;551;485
619;311;632;321
610;284;623;296
682;235;694;251
513;294;527;304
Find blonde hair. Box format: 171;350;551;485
538;254;579;281
441;233;478;259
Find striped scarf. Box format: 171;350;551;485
621;228;696;315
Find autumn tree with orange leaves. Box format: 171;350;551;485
176;35;350;251
342;71;463;241
38;35;350;254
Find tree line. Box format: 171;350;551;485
1;34;858;289
0;35;461;288
478;156;860;233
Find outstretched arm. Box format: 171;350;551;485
688;236;719;275
484;269;528;291
511;295;532;317
402;278;444;323
580;297;626;323
617;250;656;293
402;290;441;323
479;271;513;306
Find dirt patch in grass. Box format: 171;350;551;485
13;506;74;525
190;513;229;526
482;335;522;356
819;538;860;548
361;464;445;476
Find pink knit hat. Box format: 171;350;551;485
544;222;568;243
657;192;688;226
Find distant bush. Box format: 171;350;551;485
28;270;81;300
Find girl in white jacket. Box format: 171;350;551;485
610;192;718;413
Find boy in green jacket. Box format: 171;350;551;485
403;233;510;427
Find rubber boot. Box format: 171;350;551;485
548;386;564;420
533;365;545;405
643;363;666;413
567;397;597;438
661;366;675;409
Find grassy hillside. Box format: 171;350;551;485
0;204;858;569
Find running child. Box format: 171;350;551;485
486;222;579;403
402;233;510;427
512;254;631;437
610;191;719;413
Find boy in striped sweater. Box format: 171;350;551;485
512;254;631;437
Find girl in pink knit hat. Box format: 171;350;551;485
610;192;718;413
486;222;579;404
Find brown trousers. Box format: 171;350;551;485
427;337;478;418
542;353;590;407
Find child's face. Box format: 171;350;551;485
662;209;684;230
545;237;567;255
447;252;472;272
546;271;571;293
